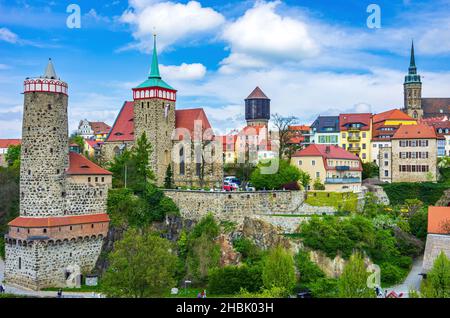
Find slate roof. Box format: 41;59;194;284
310;116;339;133
422;98;450;118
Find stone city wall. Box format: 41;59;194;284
422;234;450;272
5;237;103;290
65;181;109;215
163;190;305;222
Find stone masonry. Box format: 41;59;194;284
422;234;450;272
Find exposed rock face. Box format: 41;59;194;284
365;185;390;205
95;225;126;275
435;189;450;206
234;217;291;250
151;214;196;241
393;227;424;258
217;234;241;266
308;250;374;278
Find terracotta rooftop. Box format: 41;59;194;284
293;144;362;171
106;101;135;142
0;139;21;149
289;125;310;131
9;213;110;228
174;108;212;140
372;109;415;124
392;123;437;139
428;207;450;235
67;151;112;175
339;113;371;131
246;86;269;100
90;122;111;135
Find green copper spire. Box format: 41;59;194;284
409;40;417;75
149;34;161;79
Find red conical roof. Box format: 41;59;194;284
246;86;269;99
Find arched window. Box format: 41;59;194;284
179;147;185;175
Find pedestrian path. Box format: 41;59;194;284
386;256;423;298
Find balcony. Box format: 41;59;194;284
348;127;361;133
347;135;361;142
335;165;350;171
348;146;361;153
325;177;361;184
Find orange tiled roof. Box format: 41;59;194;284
392;123;437;139
90;122;111;135
428;207;450;234
0;139;21;148
9;213;110;228
246;86;269;99
175;108;212;138
288;125;310;131
372;109;415;124
67;151;112;175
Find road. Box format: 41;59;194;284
386;256;423;297
0;258;101;298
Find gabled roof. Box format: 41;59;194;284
392;123;437;139
67;151;112;175
292;144;362;171
9;213;110;228
289;125;310;131
0;139;21;149
339;113;371;131
422;98;450;118
372;109;415;124
89;122;111;135
428;207;450;235
246;86;269;100
175;108;212;138
106;101;135;142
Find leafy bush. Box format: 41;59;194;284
250;159;302;190
380;262;406;286
313;178;325;190
262;246;296;293
232;237;263;265
382;182;447;206
362;162;379;180
295;250;325;284
409;208;428;240
208;265;263;295
307;278;339;298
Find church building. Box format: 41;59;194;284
403;42;450;119
101;36;223;188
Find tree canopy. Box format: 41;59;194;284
250;159;302;190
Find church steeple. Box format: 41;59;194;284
149;34;161;79
408;40;417;75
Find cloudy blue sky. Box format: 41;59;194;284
1;0;449;138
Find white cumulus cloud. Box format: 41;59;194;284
160;63;207;80
120;0;225;52
0;27;19;43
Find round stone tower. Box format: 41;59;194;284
20;58;69;217
245;86;270;127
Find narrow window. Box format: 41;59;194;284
43;228;47;234
18;257;21;270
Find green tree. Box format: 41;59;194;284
185;214;221;284
420;252;450;298
298;170;311;191
164;164;173;189
262;246;296;295
338;252;374;298
362;192;382;218
250;159;301;190
5;145;21;168
0;166;20;259
403;199;424;217
313;178;325;190
102;228;178;298
362;162;379;180
295;250;325;284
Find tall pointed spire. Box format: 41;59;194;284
408;40;417;75
149;34;161;79
43;58;57;79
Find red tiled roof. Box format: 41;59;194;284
0;139;21;149
174;108;213;140
428;207;450;234
246;86;269;99
288;125;310;131
90;122;111;135
85;140;97;148
372;109;415;124
106;101;135;142
392;124;437;139
292;144;362;171
67;151;112;175
9;213;110;228
288;136;305;144
339;113;371;131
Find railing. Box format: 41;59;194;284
347;135;361;142
335;166;350;171
348;146;361;152
325;178;361;184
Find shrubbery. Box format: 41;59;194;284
382;182;447;206
250;159;302;190
208;265;263;295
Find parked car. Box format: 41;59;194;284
224;177;241;186
243;183;256;191
223;181;238;191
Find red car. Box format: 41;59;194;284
223;181;238;191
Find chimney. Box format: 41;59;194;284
325;146;330;153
